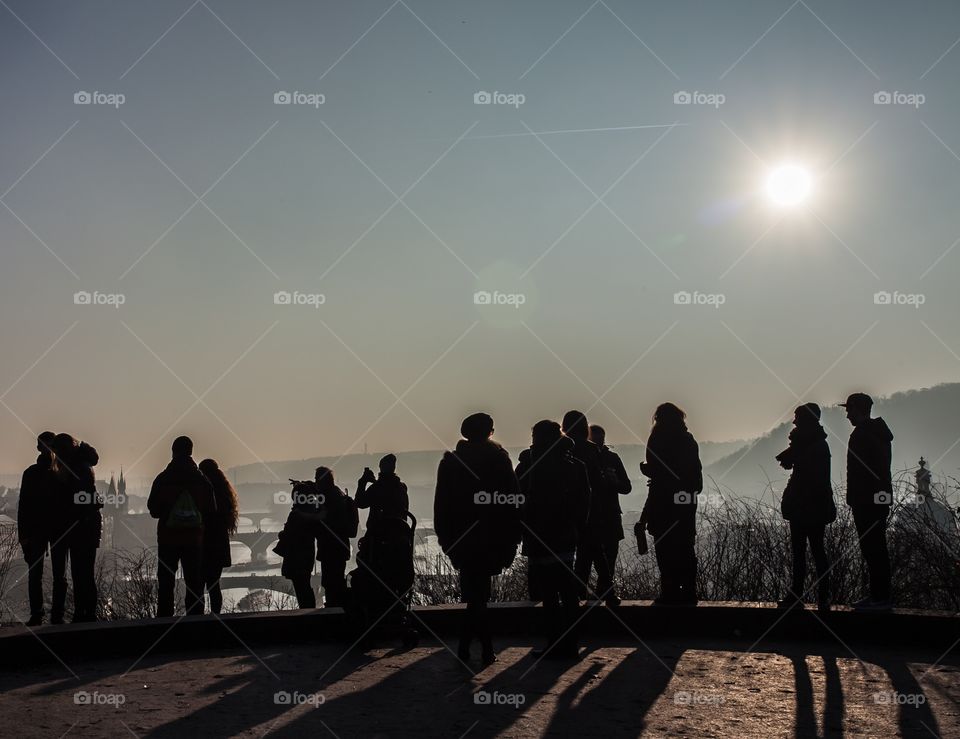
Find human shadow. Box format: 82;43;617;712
790;653;844;738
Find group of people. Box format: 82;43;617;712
16;392;896;663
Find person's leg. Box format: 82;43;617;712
788;521;808;599
182;545;204;616
677;509;698;603
808;524;830;604
69;544;97;622
204;563;224;615
653;524;675;601
593;541;614;601
555;562;581;656
23;542;46;622
156;541;178;617
291;573;316;608
573;543;593;599
49;537;68;623
853;508;891;602
320;557;347;607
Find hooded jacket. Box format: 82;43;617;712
148;456;217;546
434;439;521;574
777;423;836;525
846;417;894;508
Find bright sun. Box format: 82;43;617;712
765;164;813;206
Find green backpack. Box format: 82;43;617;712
166;489;203;529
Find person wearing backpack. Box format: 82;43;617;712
315;467;356;608
148;436;217;617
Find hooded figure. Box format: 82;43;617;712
775;403;836;610
434;413;520;666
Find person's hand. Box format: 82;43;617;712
360;467;376;484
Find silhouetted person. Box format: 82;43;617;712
435;412;521;666
315;468;356;608
842;393;894;610
516;420;590;658
639;403;702;605
17;431;59;626
148;436;216;617
775;403;836;611
563;411;615;605
198;459;240;615
356;453;409;531
53;433;102;622
589;424;632;602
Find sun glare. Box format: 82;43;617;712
765;164;813;207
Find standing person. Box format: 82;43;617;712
148;436;217;617
198;459;240;615
434;413;521;666
775;404;836;611
17;432;59;626
315;468;357;608
54;433;102;622
639;403;702;606
588;424;632;604
841;393;894;610
356;454;409;531
516;421;590;658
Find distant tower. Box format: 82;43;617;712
118;467;128;515
916;457;932;499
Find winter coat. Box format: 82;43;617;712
356;473;409;530
57;441;103;548
777;424;837;525
148;456;217;547
846;417;894;508
640;427;703;536
203;479;236;568
17;454;59;547
276;483;355;576
434;439;521;575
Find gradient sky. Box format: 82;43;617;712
2;0;959;480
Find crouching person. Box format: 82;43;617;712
148;436;216;617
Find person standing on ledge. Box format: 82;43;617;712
17;431;60;626
588;423;632;606
775;403;836;611
842;392;894;611
356;453;409;531
198;458;240;615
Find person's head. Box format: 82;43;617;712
171;435;193;458
198;458;220;478
794;403;821;428
37;431;56;455
378;454;397;476
315;466;335;489
589;424;606;447
841;393;872;426
53;433;77;455
531;419;562;448
460;412;494;442
652;403;687;433
562;410;589;441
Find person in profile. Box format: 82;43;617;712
17;431;59;626
356;453;409;530
841;392;894;610
639;403;702;606
588;424;632;602
148;436;217;617
315;468;357;608
53;433;102;622
434;412;521;666
198;459;240;615
516;420;590;658
775;403;836;611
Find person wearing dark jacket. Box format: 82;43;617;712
356;454;409;531
589;424;632;602
434;413;521;666
148;437;217;617
315;469;356;608
517;421;590;658
53;433;103;622
198;459;239;614
639;403;702;605
841;393;894;610
17;432;59;626
775;404;836;611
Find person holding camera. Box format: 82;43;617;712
355;454;409;531
638;403;702;606
842;393;894;610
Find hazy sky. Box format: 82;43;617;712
2;0;960;479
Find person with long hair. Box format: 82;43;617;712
639;403;702;606
198;459;240;615
17;431;60;626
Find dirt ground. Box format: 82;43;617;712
0;634;957;737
